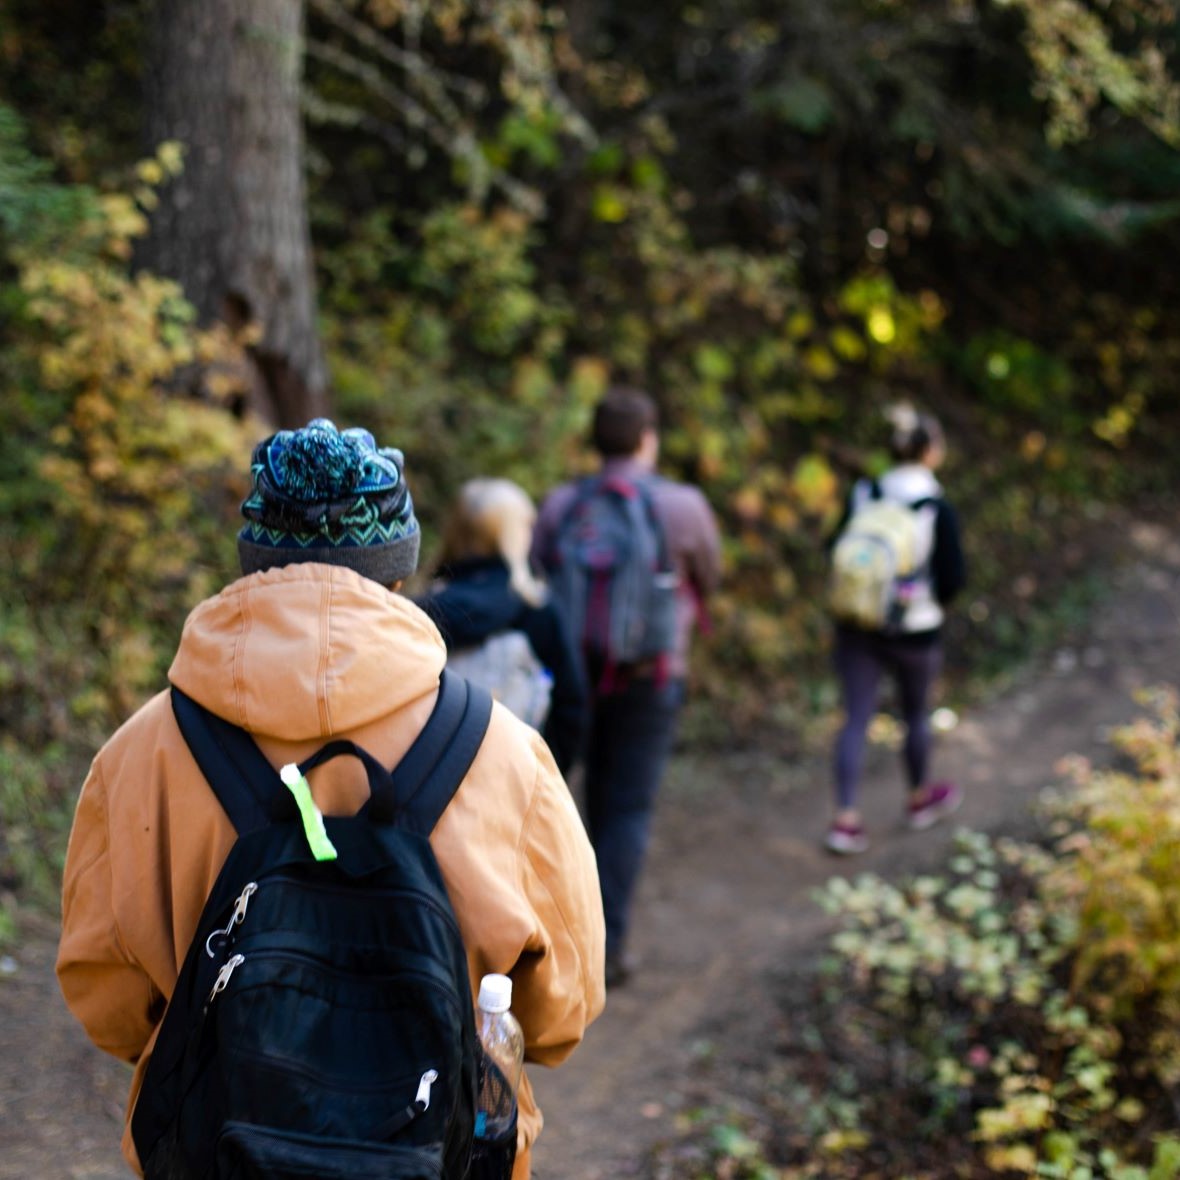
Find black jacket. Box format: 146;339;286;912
416;559;588;773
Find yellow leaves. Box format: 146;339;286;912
96;192;148;254
828;324;866;362
975;1089;1054;1143
731;485;764;522
510;355;552;405
816;1128;869;1156
1093;392;1145;447
696;425;729;480
693;343;735;382
789;453;838;516
591;183;629;223
786;310;813;339
982;1144;1039;1174
866;306;896;345
135;159;165;188
567;355;609;407
155;140;186;178
802;345;838;380
1021;430;1047;461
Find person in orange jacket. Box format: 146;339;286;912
57;418;606;1179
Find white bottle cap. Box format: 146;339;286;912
477;973;512;1013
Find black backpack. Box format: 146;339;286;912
546;474;679;674
131;669;493;1180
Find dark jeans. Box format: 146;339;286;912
583;675;686;956
833;628;943;811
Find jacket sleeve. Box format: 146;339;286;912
511;748;606;1067
56;759;162;1064
932;500;966;604
680;485;723;599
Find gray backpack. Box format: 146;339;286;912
546;474;679;670
446;631;553;730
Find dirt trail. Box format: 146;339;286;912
4;519;1180;1180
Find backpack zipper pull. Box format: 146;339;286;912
204;882;259;957
372;1070;441;1140
207;953;245;1003
415;1069;438;1112
280;764;339;862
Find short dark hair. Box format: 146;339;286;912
592;386;658;457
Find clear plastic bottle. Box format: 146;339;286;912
474;973;524;1143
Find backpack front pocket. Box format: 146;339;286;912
216;1121;444;1179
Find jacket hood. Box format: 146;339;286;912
416;560;525;649
169;563;447;741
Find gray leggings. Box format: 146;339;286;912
833;628;943;810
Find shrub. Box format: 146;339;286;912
681;687;1180;1178
0;112;255;906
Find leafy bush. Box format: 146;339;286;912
662;688;1180;1179
0;111;255;905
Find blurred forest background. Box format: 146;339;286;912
2;0;1180;911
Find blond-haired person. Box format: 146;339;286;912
417;478;588;774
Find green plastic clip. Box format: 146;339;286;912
279;764;338;861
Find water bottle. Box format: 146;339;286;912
472;973;523;1179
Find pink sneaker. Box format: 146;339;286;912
825;820;870;855
908;782;963;831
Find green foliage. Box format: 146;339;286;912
320;200;597;547
1001;0;1180;149
0;115;254;904
958;330;1077;418
0;103;94;249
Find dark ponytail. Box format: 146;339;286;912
885;404;943;463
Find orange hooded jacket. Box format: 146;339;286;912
57;563;606;1178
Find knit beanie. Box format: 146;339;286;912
238;418;421;586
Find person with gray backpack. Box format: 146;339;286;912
824;405;967;855
533;386;722;988
417;478;588;774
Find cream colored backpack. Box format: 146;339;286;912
827;486;937;632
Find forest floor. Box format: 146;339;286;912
4;513;1180;1180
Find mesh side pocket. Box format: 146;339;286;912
468;1106;517;1180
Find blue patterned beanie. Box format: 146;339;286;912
238;418;421;585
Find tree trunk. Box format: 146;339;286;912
141;0;328;428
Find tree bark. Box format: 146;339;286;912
141;0;328;427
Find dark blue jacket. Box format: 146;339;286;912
416;559;588;773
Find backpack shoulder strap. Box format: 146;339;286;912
172;670;492;838
847;478;880;514
367;668;493;835
563;474;602;519
630;475;673;568
170;687;296;834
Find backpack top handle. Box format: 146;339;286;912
171;669;492;838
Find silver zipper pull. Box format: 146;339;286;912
229;882;258;928
415;1069;439;1111
204;882;258;958
207;953;245;1003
